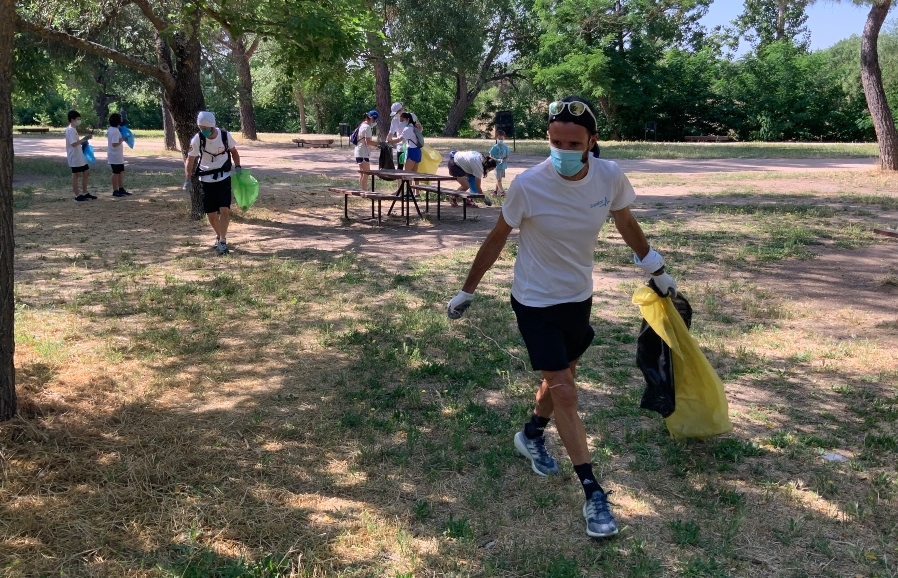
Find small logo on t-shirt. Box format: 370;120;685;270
590;197;610;208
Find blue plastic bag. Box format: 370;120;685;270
119;126;135;149
82;142;96;164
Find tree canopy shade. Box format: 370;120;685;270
859;0;897;170
1;0;16;421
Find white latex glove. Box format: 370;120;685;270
447;290;474;319
183;179;191;191
651;272;677;298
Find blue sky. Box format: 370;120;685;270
700;0;898;55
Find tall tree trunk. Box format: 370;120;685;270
443;74;472;137
293;84;307;134
161;88;177;151
161;12;208;219
860;0;898;171
372;51;391;138
0;0;18;421
231;36;258;140
598;96;621;141
776;0;787;40
93;61;118;128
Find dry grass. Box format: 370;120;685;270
3;155;898;577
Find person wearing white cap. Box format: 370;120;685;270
388;102;421;169
184;111;242;255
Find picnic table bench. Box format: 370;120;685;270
17;128;50;134
292;138;334;148
409;183;485;221
684;135;734;143
330;188;400;225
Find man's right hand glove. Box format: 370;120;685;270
650;272;677;298
447;290;474;319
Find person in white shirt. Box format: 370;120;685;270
387;112;423;172
107;113;130;198
354;110;379;190
447;150;496;207
184;111;242;256
65;110;96;202
446;96;677;539
388;102;421;169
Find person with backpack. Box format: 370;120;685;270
388;112;424;172
184;111;242;255
352;110;379;190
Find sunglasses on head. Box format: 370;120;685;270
548;100;597;125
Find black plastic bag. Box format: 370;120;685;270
636;282;693;418
378;143;395;171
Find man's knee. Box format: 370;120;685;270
544;372;578;409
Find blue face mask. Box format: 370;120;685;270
497;139;504;145
200;128;213;138
549;146;586;177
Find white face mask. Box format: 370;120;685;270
497;139;504;145
74;119;82;127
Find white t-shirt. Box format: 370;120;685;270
390;113;418;137
65;126;87;167
501;156;637;307
400;125;420;149
187;129;234;183
353;122;373;159
452;151;483;176
107;127;124;164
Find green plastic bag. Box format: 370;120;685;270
232;170;259;211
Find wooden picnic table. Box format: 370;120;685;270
358;169;451;226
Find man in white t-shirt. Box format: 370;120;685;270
446;96;677;539
184;111;242;255
107;113;130;198
354;110;379;190
65;110;96;202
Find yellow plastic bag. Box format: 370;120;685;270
632;286;732;439
417;144;442;174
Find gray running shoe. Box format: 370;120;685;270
583;491;619;538
216;241;229;255
212;236;220;250
513;430;559;476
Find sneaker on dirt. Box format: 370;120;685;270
112;190;126;198
216;241;229;255
513;431;559;476
119;188;131;196
583;491;619;538
84;193;98;200
74;195;88;202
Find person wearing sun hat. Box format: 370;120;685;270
445;95;676;539
354;109;379;189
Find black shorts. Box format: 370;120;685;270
447;157;467;178
71;164;89;174
355;157;369;164
201;177;232;214
511;295;595;372
110;164;125;174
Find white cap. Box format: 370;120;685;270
197;111;216;127
390;102;403;117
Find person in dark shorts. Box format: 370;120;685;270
65;110;96;202
184;111;242;255
447;151;496;207
354;110;378;190
446;96;677;539
107;113;130;197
